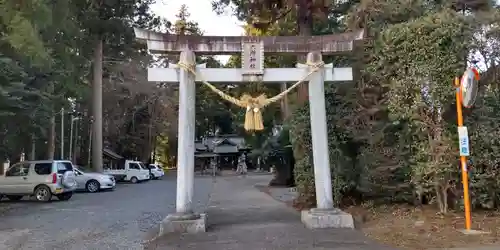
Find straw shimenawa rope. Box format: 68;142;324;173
177;62;324;131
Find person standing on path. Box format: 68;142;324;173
236;154;247;175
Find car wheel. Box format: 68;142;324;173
130;177;138;184
6;195;23;201
34;185;52;202
86;180;100;193
56;192;73;201
0;194;4;200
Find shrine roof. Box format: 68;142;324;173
203;136;248;151
213;138;238;146
195;152;217;158
134;28;364;55
195;142;207;151
103;148;123;160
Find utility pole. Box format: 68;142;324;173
69;114;74;161
60;107;65;160
73;118;79;163
88;120;93;168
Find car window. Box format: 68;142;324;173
57;162;73;174
77;166;90;173
5;163;30;177
138;163;146;170
34;163;52;175
129;163;140;170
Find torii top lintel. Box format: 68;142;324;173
134;28;364;55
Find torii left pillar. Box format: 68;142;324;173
159;49;207;235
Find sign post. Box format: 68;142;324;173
455;77;472;231
454;67;479;232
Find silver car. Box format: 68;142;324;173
74;166;116;193
0;160;77;202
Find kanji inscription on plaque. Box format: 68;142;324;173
241;41;264;75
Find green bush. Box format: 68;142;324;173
289;84;358;207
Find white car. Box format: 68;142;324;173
147;164;164;179
103;160;150;183
74;166;116;193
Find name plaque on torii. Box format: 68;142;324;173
241;40;264;75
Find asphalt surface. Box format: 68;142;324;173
0;173;214;250
148;175;397;250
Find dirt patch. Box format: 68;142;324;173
256;186;500;249
344;204;500;250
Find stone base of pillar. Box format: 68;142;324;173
301;208;354;229
159;213;207;235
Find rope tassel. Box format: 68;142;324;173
244;106;264;131
241;94;266;131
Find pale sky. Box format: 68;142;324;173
151;0;244;63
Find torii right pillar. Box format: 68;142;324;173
299;51;355;229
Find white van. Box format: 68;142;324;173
103;160;150;183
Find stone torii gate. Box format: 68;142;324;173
134;28;363;235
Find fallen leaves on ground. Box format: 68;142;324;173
345;204;500;250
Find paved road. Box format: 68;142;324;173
148;175;396;250
0;174;214;250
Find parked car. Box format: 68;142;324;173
74;166;116;193
147;164;165;179
0;160;77;202
103;160;150;183
141;162;152;180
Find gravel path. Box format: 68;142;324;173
0;174;213;250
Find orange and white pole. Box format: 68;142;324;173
455;77;472;230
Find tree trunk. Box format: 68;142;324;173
270;2;313;187
30;134;36;160
47;80;56;160
151;135;157;164
91;38;104;172
144;122;153;162
280;83;290;120
269;146;295;187
296;0;314;104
